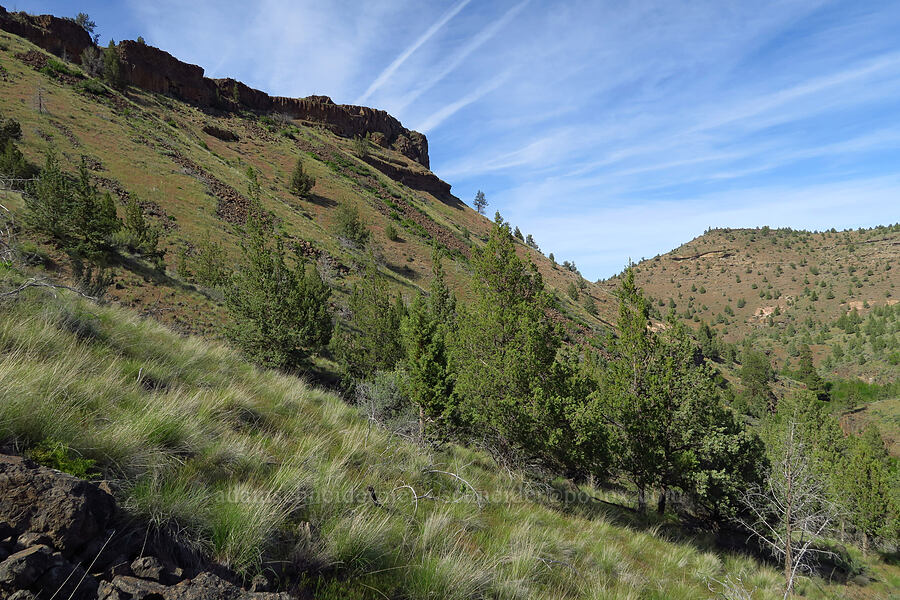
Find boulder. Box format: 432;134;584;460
0;454;116;554
0;545;52;588
16;532;52;549
166;572;291;599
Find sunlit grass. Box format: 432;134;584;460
0;286;893;597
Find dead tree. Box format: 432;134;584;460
739;421;838;598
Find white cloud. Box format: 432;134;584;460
354;0;472;105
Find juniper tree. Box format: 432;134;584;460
449;220;575;465
601;266;763;515
289;157;315;198
225;205;331;370
331;261;405;382
843;425;897;553
401;250;457;440
120;195;161;260
334;202;370;248
102;41;125;89
796;343;827;401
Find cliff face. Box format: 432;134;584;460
0;7;91;62
0;7;430;168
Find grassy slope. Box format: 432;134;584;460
0;30;613;340
2;281;897;599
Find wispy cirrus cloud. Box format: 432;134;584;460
393;0;530;114
355;0;472;105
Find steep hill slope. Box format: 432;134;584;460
0;8;613;341
1;281;896;600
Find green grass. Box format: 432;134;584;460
1;283;896;598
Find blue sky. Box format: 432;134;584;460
15;1;900;279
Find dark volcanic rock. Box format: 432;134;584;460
361;154;453;201
118;40;218;106
0;545;52;588
131;556;183;585
0;7;92;61
0;454;116;554
16;532;53;549
98;575;169;600
201;124;239;142
166;572;291;599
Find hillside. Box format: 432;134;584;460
1;279;896;599
0;7;613;341
619;226;900;383
0;8;898;600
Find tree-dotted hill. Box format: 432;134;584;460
618;226;900;382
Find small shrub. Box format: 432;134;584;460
385;224;399;242
40;58;81;79
78;78;107;95
353;135;369;157
334;203;370;248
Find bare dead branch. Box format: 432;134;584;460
0;277;100;301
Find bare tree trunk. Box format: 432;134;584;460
657;488;667;515
637;486;646;513
862;531;868;556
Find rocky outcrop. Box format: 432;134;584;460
0;454;292;599
0;7;92;62
0;454;116;554
0;6;431;167
117;41;217;106
361;154;452;201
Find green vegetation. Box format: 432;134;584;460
289;156;315;198
103;40;125;88
333;202;370;248
0;27;895;599
224;207;331;370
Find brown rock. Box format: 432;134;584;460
131;555;183;585
0;454;116;554
166;572;291;599
0;545;52;588
16;532;52;549
0;7;92;62
98;575;168;600
201;125;239;142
